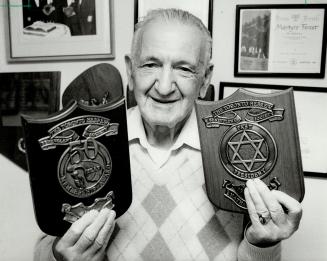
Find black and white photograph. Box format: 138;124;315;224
239;10;271;71
22;0;96;36
1;1;327;261
8;0;113;61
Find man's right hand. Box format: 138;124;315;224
53;208;116;261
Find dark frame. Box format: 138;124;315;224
134;0;213;34
234;4;327;78
0;71;60;170
219;81;327;178
0;71;60;126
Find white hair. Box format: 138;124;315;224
131;8;212;66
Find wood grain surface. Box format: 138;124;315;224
195;88;304;213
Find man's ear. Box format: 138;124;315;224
125;55;134;91
199;63;214;99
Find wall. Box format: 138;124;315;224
0;0;327;260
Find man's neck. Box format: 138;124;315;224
143;115;190;150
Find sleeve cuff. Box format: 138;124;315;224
34;234;58;261
238;224;281;261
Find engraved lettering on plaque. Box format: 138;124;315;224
201;99;285;209
223;177;281;209
58;138;112;198
39;115;119;198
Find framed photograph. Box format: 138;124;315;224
0;71;60;170
219;82;327;178
7;0;114;61
134;0;213;34
235;4;327;78
0;71;60;126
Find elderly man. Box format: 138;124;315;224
35;9;302;261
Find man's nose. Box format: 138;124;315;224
155;66;175;96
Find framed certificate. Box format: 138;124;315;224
134;0;213;34
234;4;327;78
219;82;327;178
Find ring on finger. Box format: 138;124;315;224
257;211;271;225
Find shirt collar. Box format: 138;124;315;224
127;106;201;151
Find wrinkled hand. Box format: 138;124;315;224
244;178;302;247
54;209;116;261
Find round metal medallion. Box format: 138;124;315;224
58;138;112;198
220;122;277;181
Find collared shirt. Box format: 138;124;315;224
128;106;200;167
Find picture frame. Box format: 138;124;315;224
234;4;327;78
0;71;60;170
219;81;327;178
0;71;61;126
7;0;114;61
134;0;213;34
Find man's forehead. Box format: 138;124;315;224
142;18;201;38
137;19;205;63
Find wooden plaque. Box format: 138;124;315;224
21;64;132;236
195;88;304;213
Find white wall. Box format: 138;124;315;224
0;0;327;260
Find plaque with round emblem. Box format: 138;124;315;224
21;64;132;236
195;88;304;213
220;122;277;181
58;138;112;198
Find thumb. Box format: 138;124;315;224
272;190;302;224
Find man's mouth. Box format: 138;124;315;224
150;97;178;104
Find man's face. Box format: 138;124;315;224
127;20;211;129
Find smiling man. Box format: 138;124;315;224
35;9;302;261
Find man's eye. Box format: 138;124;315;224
142;63;158;68
177;67;194;73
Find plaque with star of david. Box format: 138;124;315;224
21;64;132;236
195;88;305;213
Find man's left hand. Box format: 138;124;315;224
244;178;302;247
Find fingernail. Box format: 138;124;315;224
89;209;99;215
254;178;261;184
109;210;116;219
247;179;253;185
100;208;110;216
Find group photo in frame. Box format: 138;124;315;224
219;82;327;178
7;0;114;61
134;0;213;34
234;4;327;78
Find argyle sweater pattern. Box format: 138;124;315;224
34;139;281;261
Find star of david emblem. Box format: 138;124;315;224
219;122;277;181
227;130;267;172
